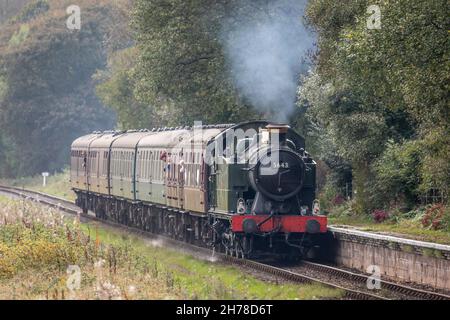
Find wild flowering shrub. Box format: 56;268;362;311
332;195;345;206
372;209;389;223
421;204;446;230
0;198;184;299
0;200;88;278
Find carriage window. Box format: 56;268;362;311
114;151;118;177
138;152;142;180
124;151;127;177
116;152;119;177
130;152;133;178
131;152;134;178
153;150;156;180
142;151;147;179
111;152;114;177
146;151;149;180
142;151;145;180
153;151;155;180
144;150;147;180
126;151;130;178
140;151;144;180
150;150;154;180
151;151;154;180
127;152;129;178
119;151;122;177
127;151;130;178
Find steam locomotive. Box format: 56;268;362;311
70;121;327;259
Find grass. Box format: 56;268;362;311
8;24;30;47
82;223;342;300
327;202;450;245
0;169;75;201
0;196;344;300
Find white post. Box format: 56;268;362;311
42;172;49;187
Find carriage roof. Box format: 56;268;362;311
71;133;103;149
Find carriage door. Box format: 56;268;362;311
167;152;179;209
178;150;185;210
85;151;90;192
164;152;173;207
199;153;207;212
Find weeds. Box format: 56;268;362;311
327;198;450;244
421;204;449;231
0;197;343;300
0;198;179;299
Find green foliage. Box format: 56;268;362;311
87;220;343;299
11;0;49;23
373;139;421;207
421;204;449;231
418;126;450;197
301;0;450;211
328;202;450;244
130;0;261;125
8;23;29;47
95;47;162;129
0;0;125;177
0;74;7;102
317;183;335;213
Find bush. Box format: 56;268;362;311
318;183;337;213
372;140;421;208
332;195;345;206
326;200;357;221
418;127;450;200
421;204;448;231
372;209;390;223
8;24;29;47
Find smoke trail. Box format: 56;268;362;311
222;0;314;122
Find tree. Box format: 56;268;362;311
129;0;312;125
301;0;450;211
0;0;128;176
131;0;250;125
96;47;165;130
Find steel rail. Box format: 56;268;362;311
298;261;450;300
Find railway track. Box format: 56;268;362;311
273;260;450;300
1;185;449;300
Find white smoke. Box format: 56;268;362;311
222;0;314;122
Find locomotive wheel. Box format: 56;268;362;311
201;221;213;247
234;241;243;258
235;235;252;259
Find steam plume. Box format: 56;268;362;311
222;0;314;122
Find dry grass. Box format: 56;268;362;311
0;198;183;299
0;197;343;300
